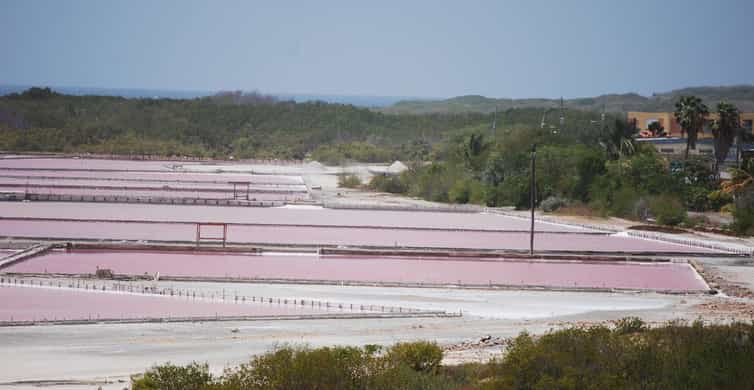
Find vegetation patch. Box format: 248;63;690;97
132;320;754;389
337;173;362;189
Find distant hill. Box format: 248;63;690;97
0;85;413;108
380;85;754;115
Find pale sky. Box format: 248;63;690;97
2;0;753;98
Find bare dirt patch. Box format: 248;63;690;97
693;300;754;319
628;225;687;234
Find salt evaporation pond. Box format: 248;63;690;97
0;218;717;253
0;284;333;322
0;202;594;233
0;168;305;185
0;177;307;191
0;188;307;201
5;250;709;292
0;158;182;171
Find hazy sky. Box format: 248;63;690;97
2;0;753;98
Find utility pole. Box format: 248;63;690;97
540;108;549;129
336;105;341;142
530;144;537;255
558;97;565;133
491;106;497;141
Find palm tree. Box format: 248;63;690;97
459;132;487;172
674;96;709;159
602;119;636;161
711;101;740;174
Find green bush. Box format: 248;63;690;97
368;174;408;194
706;189;733;211
337;173;362;188
481;321;754;390
132;321;754;390
386;341;443;374
684;185;713;211
609;187;642;219
131;362;212;390
407;164;454;202
649;195;687;226
487;175;531;209
730;186;754;235
540;196;567;212
448;179;486;204
222;346;374;389
613;316;647;335
731;206;754;235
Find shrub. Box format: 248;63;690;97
609;187;642;219
386;341;443;374
368;364;455;390
407;163;455;202
649;195;687;226
131;323;754;390
684;186;713;211
131;362;212;390
707;189;733;211
337;173;361;188
487;175;530;209
540;196;567;213
368;174;407;194
222;346;375;389
613;316;647;335
448;180;471;203
731;186;754;235
681;215;709;229
449;179;486;204
731;206;754;235
481;320;754;390
218;342;446;389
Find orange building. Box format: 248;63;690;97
628;111;754;138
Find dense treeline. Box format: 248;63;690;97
371;119;705;221
0;87;614;162
0;87;490;160
132;319;754;389
370;98;754;232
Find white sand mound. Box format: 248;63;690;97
305;161;327;171
387;160;408;174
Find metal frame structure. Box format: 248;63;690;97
229;181;251;200
195;222;228;247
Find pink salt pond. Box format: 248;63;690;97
0;219;717;253
0;284;332;322
5;250;710;292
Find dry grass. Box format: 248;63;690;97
553;203;606;218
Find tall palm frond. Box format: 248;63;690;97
674;96;709;159
712;101;740;173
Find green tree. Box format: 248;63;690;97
711;101;740;174
131;362;212;390
457;132;489;173
674;96;710;159
602;119;637;161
